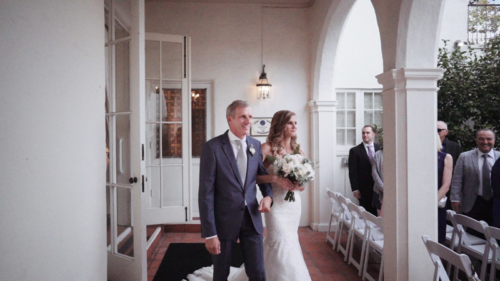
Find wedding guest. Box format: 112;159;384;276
371;140;384;217
437;133;453;244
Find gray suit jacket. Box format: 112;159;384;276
198;131;273;240
450;149;500;213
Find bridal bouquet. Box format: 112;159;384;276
266;145;315;202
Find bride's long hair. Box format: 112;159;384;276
266;110;298;156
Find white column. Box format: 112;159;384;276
308;100;337;231
377;68;444;281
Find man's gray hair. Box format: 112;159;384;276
226;100;250;117
437;121;448;129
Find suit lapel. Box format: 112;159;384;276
472;149;480;181
244;138;255;188
360;143;370;163
221;133;244;189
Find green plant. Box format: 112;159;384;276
437;35;500;151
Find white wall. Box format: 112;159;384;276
0;1;107;280
334;0;383;89
146;2;311;225
439;0;468;49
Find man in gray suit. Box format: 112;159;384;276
199;100;273;281
451;129;499;225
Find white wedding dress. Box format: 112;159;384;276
185;164;311;281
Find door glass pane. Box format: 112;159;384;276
162;42;183;80
191;89;206;158
336;129;345;145
346;129;356;146
364;92;373;109
147;167;161;208
146;84;160;122
346;92;356;109
364;111;373;126
162;166;183;207
374;92;383;109
336;92;345;109
115;19;129;40
116;186;133;257
162;124;183;158
115;40;130;113
191;161;200;214
374;111;383;127
146;124;161;162
106;185;111;252
145;40;160;79
116;114;132;185
161;88;183;122
336;111;345;127
346;111;355;127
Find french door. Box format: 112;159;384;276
144;33;192;225
105;0;147;280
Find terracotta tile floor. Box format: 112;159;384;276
147;227;381;281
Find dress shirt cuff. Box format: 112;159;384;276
206;235;217;239
451;200;460;203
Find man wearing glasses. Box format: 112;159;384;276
437;121;462;169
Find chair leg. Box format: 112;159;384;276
332;220;339;251
337;222;345;253
326;214;333;242
480;247;490;281
362;243;371;281
377;252;384;281
345;228;353;262
358;239;367;276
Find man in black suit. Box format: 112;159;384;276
438;121;462;210
199;100;273;281
348;125;380;215
438;121;462;168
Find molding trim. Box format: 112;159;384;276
376;68;444;91
308;100;338;112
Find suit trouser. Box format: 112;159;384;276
358;192;377;216
464;196;493;238
212;208;265;281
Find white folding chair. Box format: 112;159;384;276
361;211;384;281
347;201;368;276
453;214;490;281
326;188;342;250
422;235;480;281
336;193;353;261
446;210;459;250
485;226;500;281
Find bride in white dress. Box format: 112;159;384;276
186;110;311;281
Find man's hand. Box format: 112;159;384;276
451;202;461;214
353;190;361;199
205;236;221;255
258;196;272;213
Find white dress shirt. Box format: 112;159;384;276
364;141;374;157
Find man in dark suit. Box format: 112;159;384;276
438;121;462;168
451;129;499;225
348;125;380;216
438;121;462;209
199;100;273;281
491;157;500;228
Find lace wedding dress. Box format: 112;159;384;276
185;164;311;281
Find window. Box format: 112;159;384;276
336;90;382;147
468;0;500;46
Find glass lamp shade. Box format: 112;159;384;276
256;65;272;99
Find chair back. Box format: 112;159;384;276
485;226;500;261
347;201;366;230
326;188;342;214
336;193;352;221
422;235;479;281
362;210;384;241
453;214;488;246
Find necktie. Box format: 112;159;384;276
236;140;247;186
367;145;374;164
482;154;492;200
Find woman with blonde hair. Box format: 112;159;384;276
437;132;453;243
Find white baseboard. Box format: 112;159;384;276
311;222;338;232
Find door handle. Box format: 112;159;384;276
129;177;138;184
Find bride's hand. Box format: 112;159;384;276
292;182;305;192
276;176;294;190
